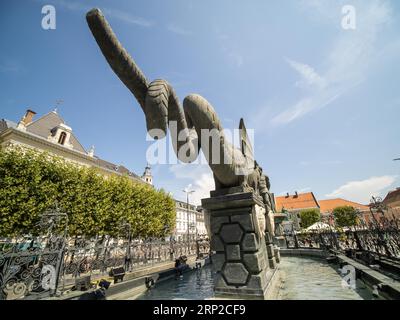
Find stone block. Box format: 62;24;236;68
266;244;274;258
211;235;224;252
223;263;249;285
246;272;267;290
210;216;229;234
264;231;272;244
243;251;265;273
231;214;254;232
215;273;229;288
220;223;243;244
268;257;277;269
274;246;281;263
241;233;259;251
211;253;225;272
226;244;241;261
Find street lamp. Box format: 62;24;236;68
183;187;195;253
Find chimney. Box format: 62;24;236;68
286;192;289;198
17;109;36;130
21;109;36;125
294;191;298;198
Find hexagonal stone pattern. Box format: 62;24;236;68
226;244;241;260
241;233;259;251
219;223;243;244
211;253;225;272
231;214;254;232
210;216;229;234
211;235;224;252
223;263;249;285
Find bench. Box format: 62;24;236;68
109;267;125;283
75;275;92;291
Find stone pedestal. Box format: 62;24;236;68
202;187;271;299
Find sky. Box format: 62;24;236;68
0;0;399;205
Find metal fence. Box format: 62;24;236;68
0;236;210;300
284;228;400;259
0;207;210;300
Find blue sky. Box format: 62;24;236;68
1;0;399;205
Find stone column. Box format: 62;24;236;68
202;187;274;299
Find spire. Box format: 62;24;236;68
142;163;153;185
88;145;95;157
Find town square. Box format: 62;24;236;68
0;0;400;311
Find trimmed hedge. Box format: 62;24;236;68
0;145;175;238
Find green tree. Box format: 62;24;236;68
299;209;320;229
332;206;358;227
0;146;176;238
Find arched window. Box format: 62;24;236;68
58;131;67;145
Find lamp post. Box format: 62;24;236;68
183;188;195;253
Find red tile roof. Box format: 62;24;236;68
275;192;319;212
383;188;400;208
319;198;369;213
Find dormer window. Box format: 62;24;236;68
58;131;67;145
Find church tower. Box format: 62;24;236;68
142;164;153;185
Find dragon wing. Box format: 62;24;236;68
239;118;255;174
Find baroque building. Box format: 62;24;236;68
0;109;144;183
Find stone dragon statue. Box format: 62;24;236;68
85;8;276;231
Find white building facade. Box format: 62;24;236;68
174;200;208;241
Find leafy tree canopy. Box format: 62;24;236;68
0;146;176;238
299;208;320;229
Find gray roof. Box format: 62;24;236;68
95;158;141;180
0;119;17;133
26;112;86;153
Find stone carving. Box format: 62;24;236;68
85;8;280;298
254;204;266;238
85;8;273;196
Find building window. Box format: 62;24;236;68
58;131;67;145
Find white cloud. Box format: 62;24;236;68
169;164;215;205
167;23;191;35
269;0;393;126
103;8;154;27
326;175;397;204
286;58;327;89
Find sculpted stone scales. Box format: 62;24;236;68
86;8;278;298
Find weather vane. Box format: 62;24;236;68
54;99;64;113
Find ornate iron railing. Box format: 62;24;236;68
0;205;210;300
0;236;210;300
